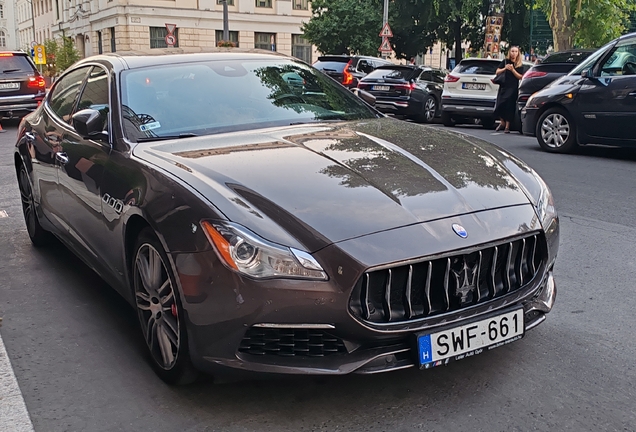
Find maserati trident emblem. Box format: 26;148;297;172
452;258;479;304
452;223;468;238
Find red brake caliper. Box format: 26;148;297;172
171;304;178;317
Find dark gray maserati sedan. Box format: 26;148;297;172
14;49;559;384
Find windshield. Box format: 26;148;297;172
0;55;36;73
570;41;616;75
120;59;376;142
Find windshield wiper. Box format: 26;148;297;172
2;69;22;73
137;133;198;142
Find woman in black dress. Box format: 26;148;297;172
493;46;524;133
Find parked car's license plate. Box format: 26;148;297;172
0;83;20;90
372;85;390;91
462;83;486;90
417;308;524;368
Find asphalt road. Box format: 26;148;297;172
1;120;636;432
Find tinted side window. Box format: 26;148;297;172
48;67;91;123
419;71;433;81
76;67;110;131
432;71;445;83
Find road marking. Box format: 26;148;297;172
0;331;35;432
0;210;7;218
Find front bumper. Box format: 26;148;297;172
175;206;558;377
521;107;540;136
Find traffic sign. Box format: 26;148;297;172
379;37;392;52
379;23;393;38
30;41;38;48
34;45;46;65
165;23;176;34
165;34;176;46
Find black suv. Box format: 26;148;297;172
313;55;392;88
522;32;636;152
0;52;46;119
357;65;445;123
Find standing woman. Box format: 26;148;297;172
493;46;524;133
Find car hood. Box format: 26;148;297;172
135;118;535;252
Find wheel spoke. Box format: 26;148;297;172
163;314;179;338
136;253;154;295
146;316;157;352
148;249;163;289
157;279;171;297
135;292;152;310
157;323;175;366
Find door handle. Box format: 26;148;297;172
629;92;636;97
25;132;35;142
55;152;69;165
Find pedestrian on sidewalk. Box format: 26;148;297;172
493;46;524;133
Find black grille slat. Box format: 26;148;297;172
239;328;347;357
350;234;546;324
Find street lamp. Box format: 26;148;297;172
24;0;37;46
221;0;229;41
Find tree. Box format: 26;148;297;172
42;37;81;76
301;0;383;55
572;0;636;47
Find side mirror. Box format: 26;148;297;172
72;109;107;140
581;69;593;79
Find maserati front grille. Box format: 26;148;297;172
349;233;545;324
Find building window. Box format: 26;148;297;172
110;27;116;52
292;35;311;63
215;30;239;47
0;31;5;49
255;0;271;8
292;0;308;10
0;4;4;19
255;32;275;51
216;0;234;4
150;27;179;49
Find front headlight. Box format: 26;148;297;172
201;221;327;280
532;171;557;230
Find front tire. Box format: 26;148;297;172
441;111;454;127
17;164;52;247
536;108;578;153
133;228;198;385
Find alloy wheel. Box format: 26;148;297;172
540;113;570;148
424;98;436;122
134;244;180;370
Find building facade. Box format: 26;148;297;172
1;0;18;50
15;0;317;63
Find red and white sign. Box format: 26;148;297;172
379;23;393;38
165;23;177;47
379;37;392;52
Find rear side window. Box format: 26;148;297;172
76;67;110;131
313;60;348;73
453;60;500;75
0;54;36;73
364;67;418;81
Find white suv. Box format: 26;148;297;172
441;58;502;129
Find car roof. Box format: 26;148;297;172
75;48;291;70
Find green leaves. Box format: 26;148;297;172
301;0;384;56
572;0;636;47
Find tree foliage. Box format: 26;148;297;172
42;37;81;76
301;0;383;55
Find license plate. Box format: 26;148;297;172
0;82;19;90
462;83;486;90
418;308;524;368
372;85;390;91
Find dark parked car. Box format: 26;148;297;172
357;65;445;123
313;55;392;88
517;50;594;114
15;49;559;385
522;33;636;152
0;51;46;119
